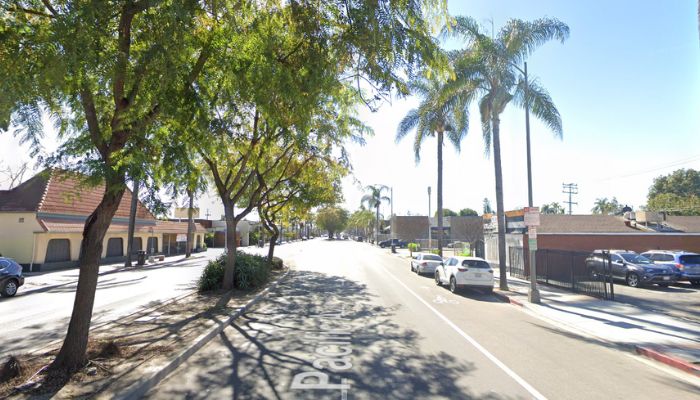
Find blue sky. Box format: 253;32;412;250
1;1;698;220
341;0;700;218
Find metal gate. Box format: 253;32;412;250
147;237;159;254
536;249;614;300
508;246;527;279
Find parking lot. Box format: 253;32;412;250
613;281;700;323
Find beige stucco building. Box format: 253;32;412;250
0;170;207;271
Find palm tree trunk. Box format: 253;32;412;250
437;130;444;257
375;205;380;244
492;116;509;291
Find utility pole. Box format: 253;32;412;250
562;183;579;214
524;62;534;208
391;187;394;217
427;186;432;250
205;208;211;220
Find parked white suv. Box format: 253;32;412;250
410;253;444;275
435;256;494;294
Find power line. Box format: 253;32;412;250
562;183;578;215
595;154;700;182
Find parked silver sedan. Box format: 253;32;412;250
410;253;444;275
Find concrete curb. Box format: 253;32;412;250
493;290;525;307
113;268;292;400
635;346;700;377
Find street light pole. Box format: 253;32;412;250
525;62;534;208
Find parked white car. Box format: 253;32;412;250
435;256;494;294
410;253;444;275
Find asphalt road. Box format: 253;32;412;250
148;240;700;400
0;249;223;359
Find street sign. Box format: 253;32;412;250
176;234;187;242
524;207;540;227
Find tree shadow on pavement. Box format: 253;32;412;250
151;270;517;400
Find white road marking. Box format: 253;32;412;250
379;264;548;400
433;295;459;305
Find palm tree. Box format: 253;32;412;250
361;185;391;244
445;17;569;289
396;75;470;256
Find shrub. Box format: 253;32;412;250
198;251;271;291
460;248;471;257
429;249;440;255
198;253;227;291
234;251;271;289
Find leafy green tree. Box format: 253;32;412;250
348;209;376;239
647;169;700;203
1;1;224;372
316;206;349;239
541;202;565;214
591;197;622;215
445;16;569;289
362;185;391;243
647;193;700;215
459;208;478;216
434;208;457;217
396;75;470;256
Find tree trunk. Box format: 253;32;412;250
492;116;509;291
50;174;127;372
124;178;140;267
267;224;279;263
437;130;444;257
185;189;194;258
223;203;239;290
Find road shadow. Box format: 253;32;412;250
151;270;514;400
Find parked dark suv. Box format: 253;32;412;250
0;257;25;297
379;239;407;248
641;250;700;286
586;250;676;288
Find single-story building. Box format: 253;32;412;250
390;215;484;244
0;170;207;271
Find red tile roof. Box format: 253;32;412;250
0;170;154;219
38;217;207;234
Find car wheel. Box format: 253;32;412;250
657;283;669;287
1;279;19;297
415;266;421;275
626;272;640;288
449;277;457;293
435;271;441;286
690;279;700;286
410;263;414;272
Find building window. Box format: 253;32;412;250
18;217;24;223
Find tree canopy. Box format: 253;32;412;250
646;169;700;215
541;202;565;214
316;206;349;238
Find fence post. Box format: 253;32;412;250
607;252;614;300
570;252;575;292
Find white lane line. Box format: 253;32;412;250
379;265;547;400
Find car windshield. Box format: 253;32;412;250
620;253;652;264
462;260;491;269
679;255;700;265
423;255;443;261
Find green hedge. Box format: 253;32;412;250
407;243;420;252
198;251;275;291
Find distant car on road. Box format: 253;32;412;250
435;256;494;294
586;250;676;288
641;250;700;286
0;257;24;297
379;239;407;248
410;253;443;275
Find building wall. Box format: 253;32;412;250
391;216;429;242
484;234;524;265
531;233;700;254
0;212;43;264
32;232;164;265
449;216;484;243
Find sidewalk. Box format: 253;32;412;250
21;252;214;296
495;275;700;376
